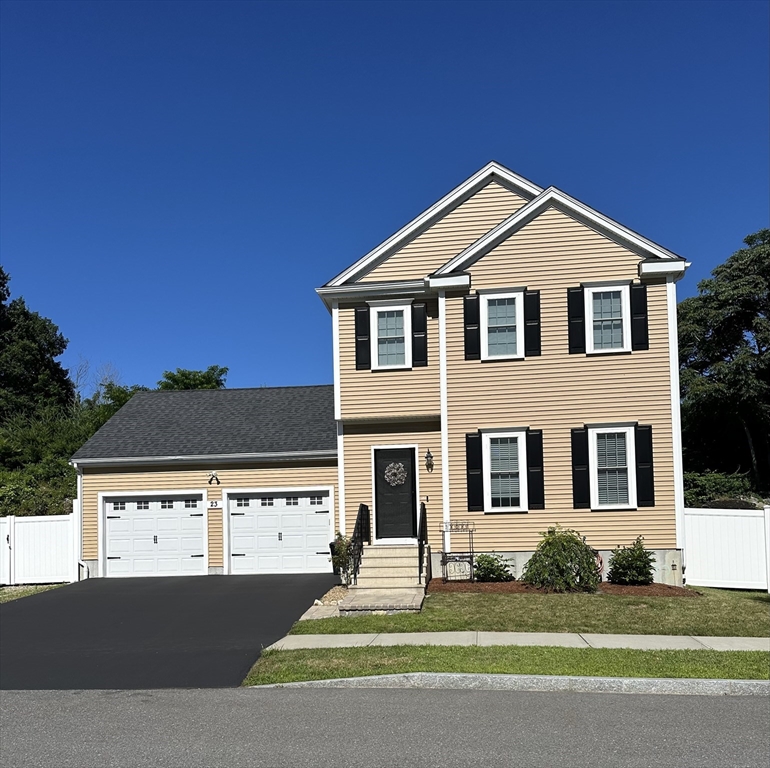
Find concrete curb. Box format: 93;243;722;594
254;672;770;696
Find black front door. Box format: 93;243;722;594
374;448;417;539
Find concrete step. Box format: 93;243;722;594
358;557;420;569
362;546;419;559
354;576;424;588
357;566;420;579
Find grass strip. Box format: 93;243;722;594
292;588;770;637
244;646;770;686
0;584;62;604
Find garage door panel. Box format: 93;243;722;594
105;496;205;578
228;492;332;574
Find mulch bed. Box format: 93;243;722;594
427;579;698;597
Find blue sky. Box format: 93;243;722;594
2;0;768;392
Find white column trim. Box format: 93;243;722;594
337;421;346;536
667;276;685;552
332;299;341;420
439;289;451;552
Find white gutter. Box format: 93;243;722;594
70;449;338;468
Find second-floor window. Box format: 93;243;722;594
584;284;631;354
480;291;525;360
370;302;412;370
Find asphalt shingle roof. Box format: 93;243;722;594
71;385;336;461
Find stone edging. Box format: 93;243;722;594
254;672;770;696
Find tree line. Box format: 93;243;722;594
1;229;768;514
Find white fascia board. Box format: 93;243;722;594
323;162;542;287
72;450;338;468
436;187;685;275
639;260;690;278
426;273;470;290
316;280;427;310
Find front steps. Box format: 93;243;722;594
338;544;428;615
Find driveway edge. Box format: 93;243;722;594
253;672;770;696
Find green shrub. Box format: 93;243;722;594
522;526;600;593
607;536;656;585
473;553;514;582
330;533;352;584
683;472;754;508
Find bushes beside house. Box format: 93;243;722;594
607;536;655;586
522;526;600;593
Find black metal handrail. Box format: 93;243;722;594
418;502;428;584
349;503;371;585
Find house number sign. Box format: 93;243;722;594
384;462;408;487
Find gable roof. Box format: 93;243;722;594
435;186;685;275
71;386;336;465
323;162;542;287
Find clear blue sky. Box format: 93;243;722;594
2;0;768;392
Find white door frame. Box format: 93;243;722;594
371;444;420;546
97;489;209;578
221;486;335;575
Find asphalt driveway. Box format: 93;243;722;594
0;574;337;690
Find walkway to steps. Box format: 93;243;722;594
268;631;770;652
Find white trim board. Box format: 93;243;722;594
436;186;685;276
221;485;335;575
324;162;542;287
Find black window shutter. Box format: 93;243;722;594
412;303;428;367
466;432;483;511
354;306;371;370
635;425;655;507
464;295;480;360
524;290;541;357
526;429;544;510
567;287;585;354
571;427;590;508
630;284;649;351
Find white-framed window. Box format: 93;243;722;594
160;499;174;509
113;501;126;511
184;499;198;509
260;497;274;507
309;496;324;506
482;429;528;512
369;301;412;370
235;497;250;507
588;425;637;509
480;291;525;361
584;284;631;354
285;496;299;506
136;501;149;510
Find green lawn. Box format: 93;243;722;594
292;587;770;637
244;646;770;686
0;584;62;603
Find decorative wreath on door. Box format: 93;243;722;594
384;462;408;487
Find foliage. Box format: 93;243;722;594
473;553;514;582
678;230;770;492
158;365;228;390
607;536;656;585
330;533;352;584
0;267;75;421
683;471;757;508
522;526;600;593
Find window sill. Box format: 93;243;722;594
590;505;638;512
483;509;529;515
370;365;413;372
480;355;526;363
585;349;632;357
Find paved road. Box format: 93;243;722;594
0;574;337;689
1;688;767;767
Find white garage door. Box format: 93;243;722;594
105;495;206;577
228;491;332;574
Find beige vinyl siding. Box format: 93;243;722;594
342;421;443;546
338;299;440;419
358;182;529;283
81;461;338;561
445;206;676;551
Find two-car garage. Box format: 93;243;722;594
101;488;334;578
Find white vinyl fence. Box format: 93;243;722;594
684;506;770;591
0;513;78;586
